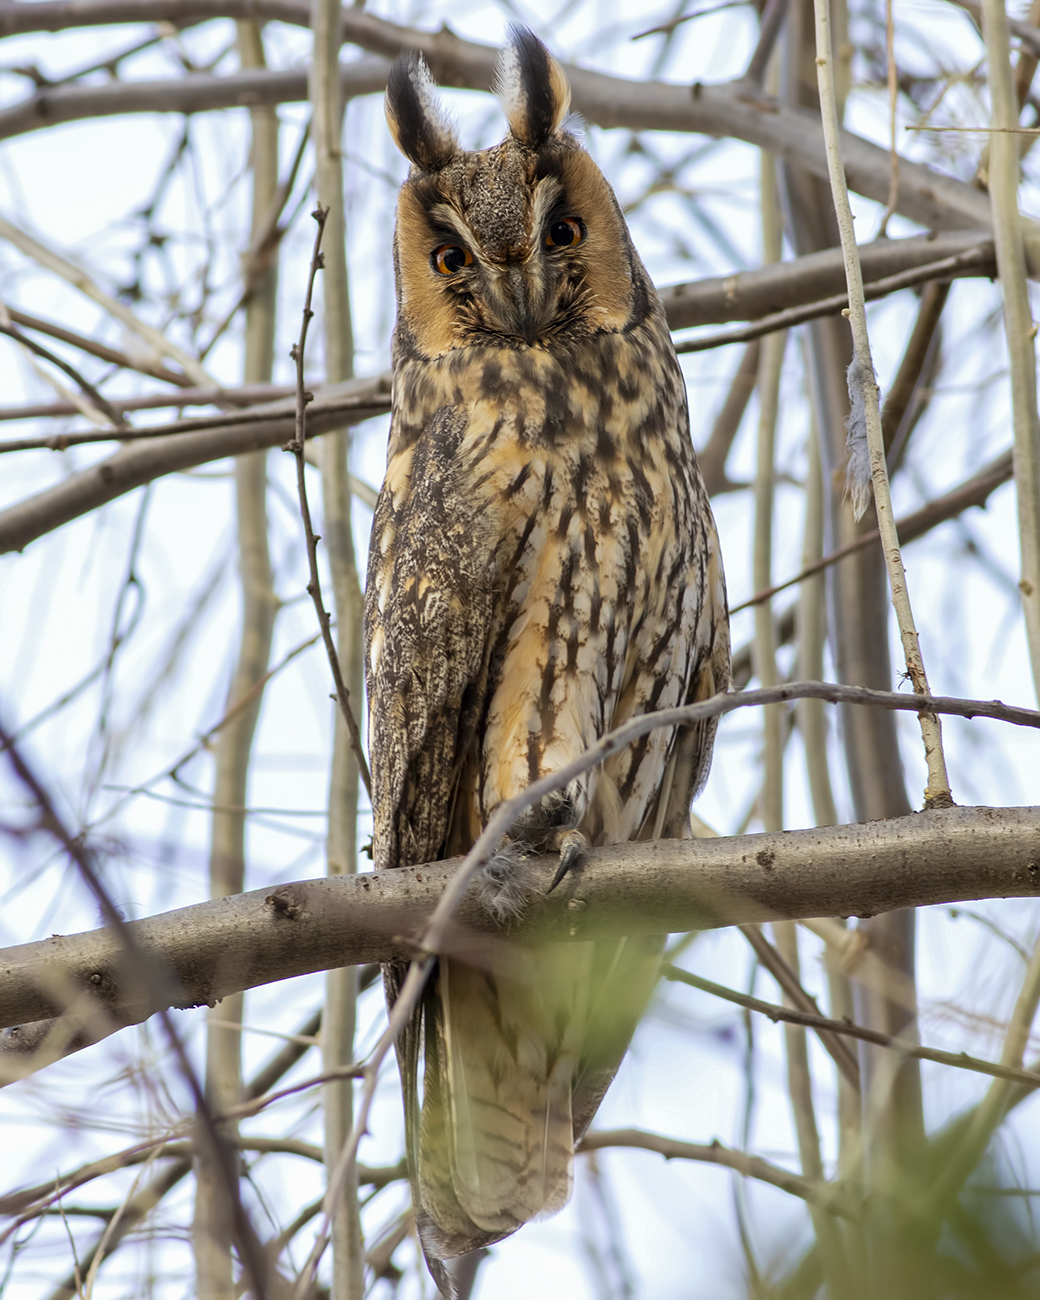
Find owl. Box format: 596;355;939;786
364;28;730;1293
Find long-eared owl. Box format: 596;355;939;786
364;27;729;1293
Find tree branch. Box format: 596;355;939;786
731;444;1014;614
663;965;1040;1093
0;376;390;554
0;231;999;554
2;800;1039;1042
577;1128;860;1219
0;5;1014;250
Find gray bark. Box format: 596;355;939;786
1;805;1038;1044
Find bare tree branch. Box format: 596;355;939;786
731;444;1014;614
3;798;1040;1043
0;231;999;553
0;376;390;554
0;6;1014;250
4;307;194;387
578;1128;860;1219
664;966;1040;1093
0;384;295;430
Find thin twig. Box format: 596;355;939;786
578;1128;859;1219
731;447;1014;612
285;205;371;800
813;0;952;807
672;247;993;354
0;322;127;427
663;965;1040;1092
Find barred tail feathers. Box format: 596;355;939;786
419;945;592;1241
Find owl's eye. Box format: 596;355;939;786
432;244;473;275
545;218;584;249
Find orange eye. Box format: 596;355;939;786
545;217;584;249
432;244;473;275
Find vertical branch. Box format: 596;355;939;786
194;23;279;1300
981;0;1040;706
797;402;863;1237
777;2;922;1292
930;931;1040;1209
753;153;785;838
876;0;899;238
796;411;838;829
310;0;365;1293
813;0;952;810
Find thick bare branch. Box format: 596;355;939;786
0;6;1012;249
0;59;388;141
0;232;998;553
0;376;390;554
2;801;1040;1040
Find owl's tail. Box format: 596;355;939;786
427;945;587;1240
391;935;662;1292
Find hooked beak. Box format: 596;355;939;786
503;263;543;346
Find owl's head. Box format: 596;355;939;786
385;27;648;358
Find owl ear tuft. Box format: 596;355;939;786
496;26;571;148
385;51;458;171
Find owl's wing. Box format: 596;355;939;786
365;406;497;875
366;405;511;1274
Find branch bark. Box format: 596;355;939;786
0;6;1019;253
2;804;1039;1041
0;232;999;555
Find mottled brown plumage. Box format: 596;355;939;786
364;29;729;1292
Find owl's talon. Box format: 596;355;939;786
547;830;588;893
479;844;534;921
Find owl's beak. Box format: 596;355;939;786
503;263;544;346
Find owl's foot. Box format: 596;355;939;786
547;829;588;893
479;842;535;923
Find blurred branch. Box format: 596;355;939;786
661;232;993;327
797;415;839;827
980;0;1040;704
673;245;993;353
0;320;128;427
663;965;1040;1092
743;923;860;1089
194;21;280;1294
0;717;273;1300
578;1129;859;1219
697;340;758;495
4;307;193;386
0;6;1013;251
309;0;367;1288
731;446;1014;612
0;383;295;428
0;58;388;142
0;375;391;554
0;213;212;386
951;0;1040;57
880;281;949;462
4;799;1040;1041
